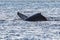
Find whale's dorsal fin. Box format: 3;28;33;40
17;12;28;20
25;13;47;21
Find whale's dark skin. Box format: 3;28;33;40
25;13;47;21
17;12;47;21
17;12;28;20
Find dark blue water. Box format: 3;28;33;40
0;1;60;9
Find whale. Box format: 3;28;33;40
17;12;47;21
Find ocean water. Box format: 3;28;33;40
0;0;60;40
0;0;60;20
